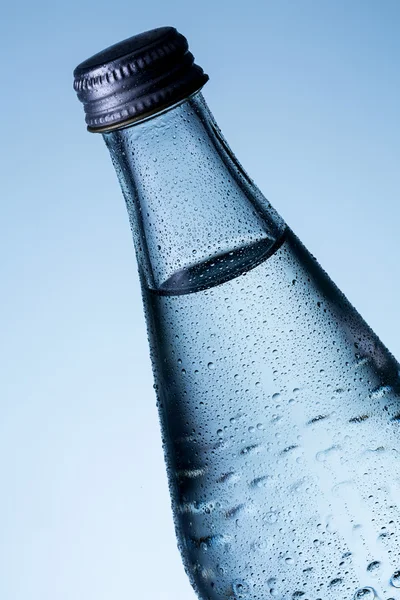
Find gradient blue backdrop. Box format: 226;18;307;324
1;1;399;598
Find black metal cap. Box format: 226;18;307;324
73;27;209;132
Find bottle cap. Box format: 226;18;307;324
73;26;209;132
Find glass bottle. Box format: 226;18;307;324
74;27;400;600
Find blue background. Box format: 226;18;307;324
1;1;399;598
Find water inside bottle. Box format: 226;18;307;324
158;235;285;295
144;227;400;600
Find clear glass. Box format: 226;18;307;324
104;93;400;600
103;93;285;293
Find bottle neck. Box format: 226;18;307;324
103;92;285;295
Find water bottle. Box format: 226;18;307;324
74;27;400;600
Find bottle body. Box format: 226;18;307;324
105;94;400;600
143;230;400;600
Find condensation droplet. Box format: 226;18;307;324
390;571;400;588
366;561;381;575
353;587;376;599
232;579;249;596
264;511;278;524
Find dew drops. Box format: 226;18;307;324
142;194;400;600
232;579;249;596
240;443;261;455
250;475;271;488
366;561;381;575
353;587;376;599
264;511;278;524
390;571;400;588
325;514;337;533
316;445;339;462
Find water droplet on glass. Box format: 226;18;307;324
316;445;339;462
366;561;381;575
265;511;278;524
208;362;215;370
232;579;249;596
390;571;400;588
353;587;376;599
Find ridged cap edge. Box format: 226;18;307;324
73;27;209;132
